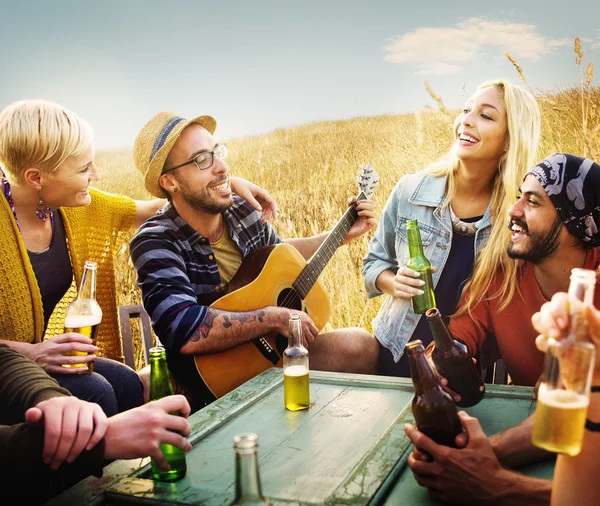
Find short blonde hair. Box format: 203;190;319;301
427;79;541;314
0;99;93;181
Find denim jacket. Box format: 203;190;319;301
362;170;492;362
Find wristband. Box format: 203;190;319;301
591;385;600;393
585;419;600;432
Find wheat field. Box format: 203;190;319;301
95;57;599;367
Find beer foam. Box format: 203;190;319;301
284;365;309;377
64;313;102;327
538;389;589;409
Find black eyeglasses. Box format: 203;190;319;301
162;143;228;174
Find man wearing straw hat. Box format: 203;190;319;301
130;112;379;411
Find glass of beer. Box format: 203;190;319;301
531;339;595;456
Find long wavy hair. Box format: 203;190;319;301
427;79;541;314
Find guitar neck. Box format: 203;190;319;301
293;191;366;299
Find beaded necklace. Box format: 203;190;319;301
1;167;55;232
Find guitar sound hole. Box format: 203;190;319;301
277;288;303;311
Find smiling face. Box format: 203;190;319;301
453;86;508;168
40;143;99;209
506;175;567;264
161;124;233;214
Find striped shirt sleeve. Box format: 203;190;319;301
130;229;207;351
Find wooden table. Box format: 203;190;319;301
47;368;554;505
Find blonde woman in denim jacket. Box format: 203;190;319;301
362;79;541;376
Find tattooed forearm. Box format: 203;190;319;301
191;309;219;341
191;308;267;342
223;310;266;328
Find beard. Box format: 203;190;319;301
507;215;563;264
177;176;234;214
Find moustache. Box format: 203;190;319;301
508;218;530;235
209;175;229;186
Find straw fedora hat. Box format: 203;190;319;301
133;112;217;198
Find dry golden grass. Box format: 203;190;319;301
95;55;600;368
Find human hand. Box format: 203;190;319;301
25;396;107;470
393;266;438;300
532;292;600;378
405;412;507;504
230;176;278;223
281;310;319;348
103;395;192;468
342;197;378;244
426;354;463;404
25;334;97;374
532;292;600;347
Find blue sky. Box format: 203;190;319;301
1;0;599;149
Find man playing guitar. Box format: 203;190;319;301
131;111;379;411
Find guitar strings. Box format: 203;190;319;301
278;196;363;310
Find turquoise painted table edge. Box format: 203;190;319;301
45;368;546;506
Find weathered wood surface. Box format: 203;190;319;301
46;369;554;506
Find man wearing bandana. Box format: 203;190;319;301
404;153;600;505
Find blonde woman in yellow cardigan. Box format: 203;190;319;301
0;99;277;416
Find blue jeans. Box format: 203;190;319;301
52;357;143;416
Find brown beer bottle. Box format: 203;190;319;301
426;308;485;408
406;340;463;448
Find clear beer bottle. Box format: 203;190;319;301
406;340;463;448
149;346;187;481
283;313;310;411
426;308;485;407
406;220;436;314
229;433;271;506
532;268;597;455
63;260;102;371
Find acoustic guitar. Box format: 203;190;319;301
194;164;379;398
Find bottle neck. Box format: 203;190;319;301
149;350;173;400
288;316;303;348
568;276;596;306
427;310;454;352
234;449;264;501
409;350;440;396
77;266;97;301
567;272;597;341
407;227;425;258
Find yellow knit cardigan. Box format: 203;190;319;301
0;187;136;361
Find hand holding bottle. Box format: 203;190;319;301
533;292;600;378
24;334;97;374
393;266;438;300
103;395;192;464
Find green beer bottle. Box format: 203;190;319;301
406;220;436;314
229;433;271;505
149;346;187;481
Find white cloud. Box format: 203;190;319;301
384;17;571;76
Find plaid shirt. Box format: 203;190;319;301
130;195;281;352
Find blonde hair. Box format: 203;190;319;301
0;99;93;182
427;79;541;314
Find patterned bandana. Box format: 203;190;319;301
525;153;600;247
